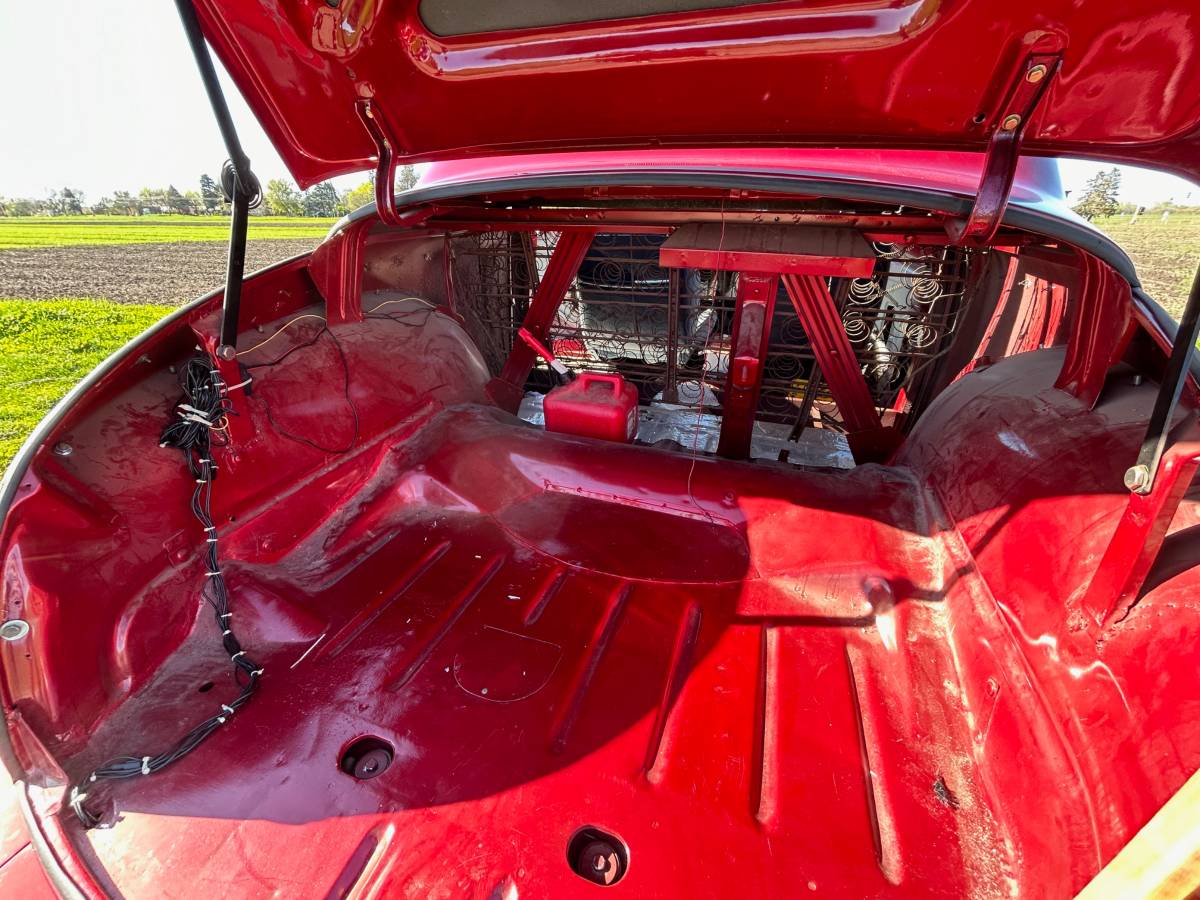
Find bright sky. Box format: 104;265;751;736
0;1;362;201
1;2;1197;207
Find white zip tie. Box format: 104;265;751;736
204;526;217;532
225;378;252;391
89;774;97;782
232;650;246;660
206;537;218;543
216;716;226;724
141;757;151;775
222;704;235;715
220;612;232;620
222;629;231;636
205;571;222;577
252;668;264;676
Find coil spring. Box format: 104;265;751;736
904;322;938;349
848;278;881;305
843;311;871;344
910;276;942;306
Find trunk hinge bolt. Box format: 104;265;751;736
1124;464;1152;494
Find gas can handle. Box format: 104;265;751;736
578;372;623;397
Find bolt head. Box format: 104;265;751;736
1124;464;1151;494
1001;114;1023;132
0;620;29;641
215;344;237;362
51;442;72;457
1026;64;1048;84
351;747;393;780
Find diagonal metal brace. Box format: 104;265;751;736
947;52;1061;246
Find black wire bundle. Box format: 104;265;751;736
69;356;264;828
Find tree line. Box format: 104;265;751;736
0;167;418;218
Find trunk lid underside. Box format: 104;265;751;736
194;0;1200;185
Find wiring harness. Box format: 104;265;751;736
69;356;263;828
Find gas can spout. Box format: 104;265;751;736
517;327;574;383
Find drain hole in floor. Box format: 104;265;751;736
339;737;395;780
567;826;628;886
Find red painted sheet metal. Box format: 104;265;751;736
898;348;1200;881
1055;252;1137;409
717;273;778;459
308;216;372;326
192;1;1200;185
0;846;56;899
1082;437;1200;627
1;218;1198;897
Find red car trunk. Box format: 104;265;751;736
3;162;1199;896
3;1;1200;896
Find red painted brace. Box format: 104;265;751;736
489;229;597;411
782;274;895;462
717;273;779;459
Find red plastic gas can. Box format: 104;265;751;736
543;373;639;443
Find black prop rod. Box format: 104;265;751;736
1127;263;1200;494
173;0;261;358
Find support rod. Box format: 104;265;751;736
174;0;260;356
1128;264;1200;493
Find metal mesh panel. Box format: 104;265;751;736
450;230;971;426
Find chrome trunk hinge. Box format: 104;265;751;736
947;52;1062;245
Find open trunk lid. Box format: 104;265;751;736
193;0;1200;186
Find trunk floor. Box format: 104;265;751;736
76;408;1008;898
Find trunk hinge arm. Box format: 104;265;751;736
947;52;1061;246
174;0;262;361
1126;265;1200;495
356;100;407;228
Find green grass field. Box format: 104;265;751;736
0;215;337;249
0;300;172;465
1092;212;1199;320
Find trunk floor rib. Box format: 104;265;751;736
76;407;1008;898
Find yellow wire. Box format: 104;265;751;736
235;314;327;357
234;298;436;358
